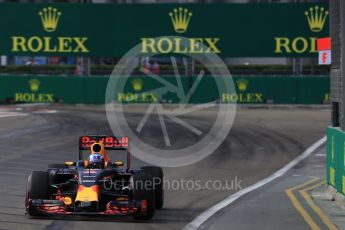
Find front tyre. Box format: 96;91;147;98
26;171;50;216
141;166;164;209
131;173;155;220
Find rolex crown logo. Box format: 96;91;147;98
169;7;192;33
305;6;328;32
38;7;61;32
236;79;248;92
131;79;143;92
28;79;40;92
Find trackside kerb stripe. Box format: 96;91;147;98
183;136;326;230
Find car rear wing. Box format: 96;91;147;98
79;135;128;150
79;135;131;169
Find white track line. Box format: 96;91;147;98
32;109;58;114
0;111;28;118
183;136;326;230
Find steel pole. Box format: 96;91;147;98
340;1;345;129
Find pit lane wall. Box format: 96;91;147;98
327;127;345;196
0;75;329;104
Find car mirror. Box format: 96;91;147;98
65;161;76;166
112;161;124;167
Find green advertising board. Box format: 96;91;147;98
0;75;329;105
0;3;328;57
326;127;345;195
327;127;341;191
0;75;85;103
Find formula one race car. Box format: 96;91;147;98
25;135;163;220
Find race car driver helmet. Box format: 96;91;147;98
88;153;104;169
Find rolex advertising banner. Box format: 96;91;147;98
0;75;329;104
0;3;328;57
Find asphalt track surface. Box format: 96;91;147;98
0;105;329;230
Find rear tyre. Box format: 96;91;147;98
26;171;50;216
141;166;164;209
131;173;155;220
